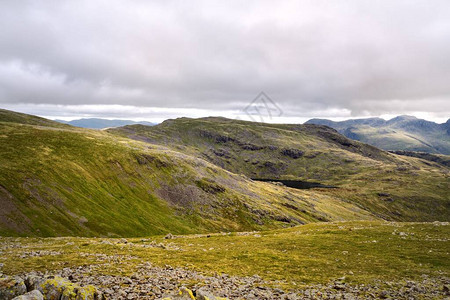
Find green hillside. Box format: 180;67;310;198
0;110;374;237
109;117;450;222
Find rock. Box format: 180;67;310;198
40;276;99;300
280;148;304;159
443;284;450;295
379;290;389;298
0;276;27;300
377;192;390;197
12;290;44;300
41;276;77;300
119;238;128;244
196;287;227;300
25;275;44;293
75;285;97;300
164;287;196;299
165;233;174;239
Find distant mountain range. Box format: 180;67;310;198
306;115;450;155
55;118;156;129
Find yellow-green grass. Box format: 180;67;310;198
0;119;373;237
0;221;448;290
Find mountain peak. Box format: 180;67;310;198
306;115;449;154
388;115;418;122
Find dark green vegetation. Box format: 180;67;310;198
306;115;450;154
1;221;448;289
0;109;375;237
109;117;450;222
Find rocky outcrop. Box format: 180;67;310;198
0;276;27;300
280;148;304;159
0;275;102;300
12;290;43;300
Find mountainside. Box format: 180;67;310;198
1;110;449;237
109;117;450;222
55;118;156;129
0;110;374;237
306;115;450;154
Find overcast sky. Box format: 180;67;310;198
1;0;450;123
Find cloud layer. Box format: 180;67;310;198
1;0;450;121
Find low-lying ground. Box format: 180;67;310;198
1;221;449;299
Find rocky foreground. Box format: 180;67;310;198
1;221;449;299
1;263;449;299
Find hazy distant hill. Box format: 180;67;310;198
306;115;450;154
55;118;156;129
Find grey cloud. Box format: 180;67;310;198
0;0;450;118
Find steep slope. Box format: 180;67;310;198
306;115;450;154
0;110;373;237
110;117;397;182
109;117;450;222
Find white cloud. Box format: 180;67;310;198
0;0;449;120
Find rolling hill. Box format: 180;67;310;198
109;117;450;222
55;118;156;129
1;109;449;237
0;109;375;237
306;115;450;154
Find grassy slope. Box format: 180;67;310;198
109;117;450;222
0;109;70;128
1;221;448;289
0;110;374;237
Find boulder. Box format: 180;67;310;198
75;285;98;300
163;287;195;299
12;290;44;300
24;275;44;293
196;287;228;300
0;275;27;300
40;276;100;300
41;276;77;300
